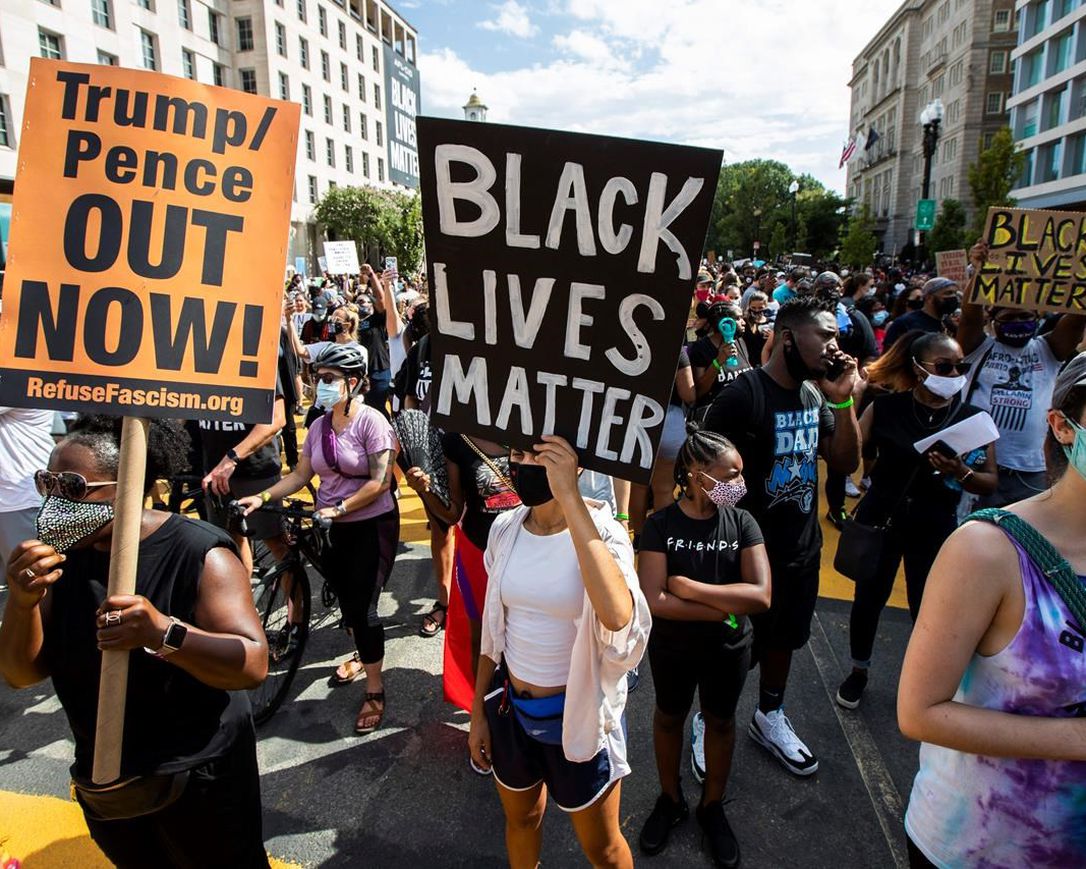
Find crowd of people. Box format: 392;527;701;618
2;241;1086;869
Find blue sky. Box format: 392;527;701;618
400;0;903;194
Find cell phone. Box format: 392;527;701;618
824;358;846;382
927;440;957;460
384;256;398;276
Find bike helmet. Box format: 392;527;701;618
813;270;842;290
313;342;368;376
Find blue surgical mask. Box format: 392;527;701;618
315;380;344;408
1062;416;1086;481
872;310;890;327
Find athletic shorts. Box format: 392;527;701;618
657;404;688;462
648;628;751;721
483;670;624;813
205;475;283;542
750;560;820;654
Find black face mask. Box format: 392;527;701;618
329;321;345;335
781;332;819;382
995;319;1039;348
509;462;553;507
937;296;960;316
694;325;710;338
906;297;924;311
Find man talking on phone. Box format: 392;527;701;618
704;295;861;778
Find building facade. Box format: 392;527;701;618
0;0;419;270
1008;0;1086;209
846;0;1017;256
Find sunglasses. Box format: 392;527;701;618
314;372;346;384
35;470;117;501
915;358;971;377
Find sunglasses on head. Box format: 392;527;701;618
916;358;971;376
35;470;117;501
315;372;345;384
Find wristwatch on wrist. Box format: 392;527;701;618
335;499;348;516
148;617;188;658
225;447;241;463
957;468;975;485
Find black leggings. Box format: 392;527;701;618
907;837;937;868
325;509;399;664
84;723;269;869
848;497;956;666
825;470;847;514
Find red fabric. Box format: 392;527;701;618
443;530;489;712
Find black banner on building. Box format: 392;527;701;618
416;117;722;483
384;43;420;188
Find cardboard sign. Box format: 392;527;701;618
384;44;421;189
323;240;360;274
417;117;722;483
973;206;1086;314
936;249;968;284
0;60;299;423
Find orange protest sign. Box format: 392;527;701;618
0;59;300;423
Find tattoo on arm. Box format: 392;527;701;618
369;449;393;486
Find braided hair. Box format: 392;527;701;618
674;422;738;493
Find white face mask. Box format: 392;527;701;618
922;372;967;399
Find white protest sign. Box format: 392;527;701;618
323;241;359;275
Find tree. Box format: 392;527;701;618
967;127;1026;241
839;206;879;268
928;198;968;253
313;185;425;273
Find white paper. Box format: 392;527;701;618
913;411;1000;456
322;241;360;274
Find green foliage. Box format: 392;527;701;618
839;206;879;269
313;185;424;273
928;198;968;254
967;127;1026;241
704;161;848;261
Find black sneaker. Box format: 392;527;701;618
696;800;740;869
639;792;688;856
826;508;847;531
836;669;868;710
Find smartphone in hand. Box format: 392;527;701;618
384;256;398;277
926;440;958;460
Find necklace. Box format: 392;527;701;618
526;515;568;535
911;392;951;429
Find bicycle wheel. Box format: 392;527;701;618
249;561;311;726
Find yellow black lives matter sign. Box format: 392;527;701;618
0;59;300;422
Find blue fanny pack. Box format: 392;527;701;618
508;689;566;746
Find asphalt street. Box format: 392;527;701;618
0;532;919;868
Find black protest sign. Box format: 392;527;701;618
417;117;722;483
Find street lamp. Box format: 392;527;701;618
788;180;800;254
752;206;762;260
918;97;944;265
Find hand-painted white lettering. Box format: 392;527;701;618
432;262;475;340
437;353;491;424
544;162;597;256
504;152;541;249
606;293;665;376
434;144;499;237
638;172;704;280
565;282;606;360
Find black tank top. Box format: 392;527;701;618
42;513;251;778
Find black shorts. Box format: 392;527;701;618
483;671;624;813
750;560;820;654
205;475;283;542
648;627;751;721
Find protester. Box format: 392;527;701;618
835;331;997;710
882;277;959;350
468;436;650;869
689;302;752;411
237;343;398;733
957;241;1086;507
898;353;1086;867
0;416;271;868
740;291;772;365
856;295;889;354
0;407;55;565
638;427;770;866
841;273;873;310
704;295;861;776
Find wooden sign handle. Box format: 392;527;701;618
91;416;149;785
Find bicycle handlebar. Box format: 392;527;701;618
227;500;333;536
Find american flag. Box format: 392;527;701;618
839;138;857;169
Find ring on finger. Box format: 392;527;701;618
105;610;123;627
22;568;36;580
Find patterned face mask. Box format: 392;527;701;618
36;495;114;553
698;472;747;509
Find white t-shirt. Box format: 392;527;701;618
0;407;55;513
965;335;1062;472
578;470;616;513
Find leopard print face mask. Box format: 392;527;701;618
36;495;114;553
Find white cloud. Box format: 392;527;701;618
478;1;538;39
424;0;903;191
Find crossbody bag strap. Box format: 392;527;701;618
967;508;1086;630
460;435;516;493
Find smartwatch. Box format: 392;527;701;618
335;499;348;516
149;617;188;657
225;447;241;463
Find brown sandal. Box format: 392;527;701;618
355;691;385;734
330;653;364;686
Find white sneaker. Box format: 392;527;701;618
844;477;862;498
860;476;872;491
690;712;706;783
748;708;818;776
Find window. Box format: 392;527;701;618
345;144;353;173
138;29;156;69
376;119;382;146
994;8;1011;30
358;73;366;101
1031;0;1049;36
0;95;12;148
341;63;348;91
949;61;963;87
302;84;312;115
38;29;63;60
986;92;1004;114
943;137;958;163
1040;140;1063;182
323;94;332;124
362;151;370;177
182;49;196;80
305;130;315;160
297;0;306;22
372;45;379;72
208;10;221;45
177;0;190;30
357;34;364;61
308;175;318;203
137;0;153;9
983;131;996;150
360;112;368;139
321;51;330;81
1057;0;1078;20
318;5;327;35
299;37;309;69
947;98;961;125
1021;99;1039;137
374;83;381;109
990;50;1007;74
240;69;257;94
326;137;335;167
1025;50;1044;88
338;20;347;49
377;157;384;182
276;22;287;57
1046;90;1065;129
279;72;290;101
237;18;254;51
213;63;226;86
933;74;945;99
1070;131;1086;176
1053;30;1074;74
92;0;112;29
342;104;351;132
98;50;117;65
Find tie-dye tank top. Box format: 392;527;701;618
905;531;1086;868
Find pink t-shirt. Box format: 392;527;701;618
302;408;397;521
